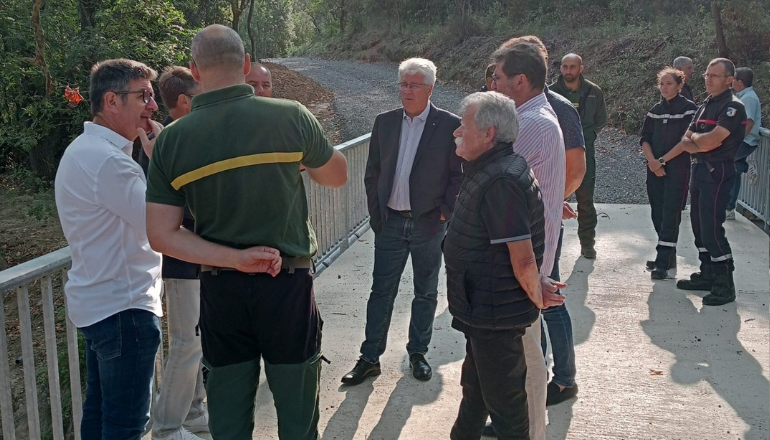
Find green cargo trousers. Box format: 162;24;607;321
203;352;322;440
575;145;597;248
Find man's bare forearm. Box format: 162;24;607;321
151;226;243;268
507;240;543;308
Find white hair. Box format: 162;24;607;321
673;56;692;69
458;92;519;144
398;58;437;85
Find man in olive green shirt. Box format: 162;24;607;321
145;24;347;440
551;53;607;259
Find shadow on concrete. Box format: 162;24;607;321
322;381;376;440
643;283;770;440
545;398;576;440
563;256;596;348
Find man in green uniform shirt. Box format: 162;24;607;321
145;24;347;440
550;53;607;259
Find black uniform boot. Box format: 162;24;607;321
702;273;736;306
676;272;714;291
647;260;676;271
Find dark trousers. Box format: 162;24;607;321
541;225;576;388
690;162;736;275
575;148;597;248
450;329;529;440
647;166;690;269
360;212;446;363
199;269;322;440
80;309;160;440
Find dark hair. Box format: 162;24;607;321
492;42;546;90
485;63;496;79
707;58;735;77
657;67;685;86
159;66;197;109
735;67;754;87
89;59;157;116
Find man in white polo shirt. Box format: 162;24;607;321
55;58;164;440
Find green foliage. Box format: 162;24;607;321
1;0;193;180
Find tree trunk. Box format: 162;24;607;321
339;0;346;34
77;0;97;32
31;0;54;97
231;0;248;32
711;1;730;59
247;0;256;58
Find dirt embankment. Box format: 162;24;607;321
302;22;769;134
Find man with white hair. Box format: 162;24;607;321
341;57;462;385
445;91;546;439
673;56;695;102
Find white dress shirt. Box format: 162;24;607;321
387;102;432;211
55;122;162;328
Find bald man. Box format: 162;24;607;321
550;53;606;259
245;62;273;97
146;24;347;440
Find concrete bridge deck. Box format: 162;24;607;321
197;204;769;440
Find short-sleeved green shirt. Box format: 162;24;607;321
146;84;334;258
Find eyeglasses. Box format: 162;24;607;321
492;72;520;82
703;74;729;80
115;89;154;104
399;82;429;91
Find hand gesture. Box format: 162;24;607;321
541;275;567;309
235;246;282;276
137;120;163;158
562;201;577;220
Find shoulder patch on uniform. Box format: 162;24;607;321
726;107;736;117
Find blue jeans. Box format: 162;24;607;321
540;225;577;388
79;309;161;440
360;212;446;363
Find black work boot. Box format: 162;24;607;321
647;260;676;270
702;273;736;306
676;272;715;291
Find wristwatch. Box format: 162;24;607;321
658;158;666;166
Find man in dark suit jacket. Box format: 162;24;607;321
342;58;462;385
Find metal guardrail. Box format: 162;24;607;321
0;134;371;439
737;127;769;232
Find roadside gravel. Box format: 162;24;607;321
270;57;648;204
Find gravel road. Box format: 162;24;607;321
270;57;648;204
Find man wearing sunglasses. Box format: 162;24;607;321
55;58;164;440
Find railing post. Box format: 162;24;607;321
17;284;41;439
41;275;65;440
63;270;83;440
0;287;17;440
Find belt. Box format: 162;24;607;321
201;257;314;275
693;158;715;172
389;208;412;218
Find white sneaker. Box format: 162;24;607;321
183;413;209;434
725;210;736;220
153;427;205;440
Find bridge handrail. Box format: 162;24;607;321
737;127;769;232
0;133;372;440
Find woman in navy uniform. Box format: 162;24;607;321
640;67;697;279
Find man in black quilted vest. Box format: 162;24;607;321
445;91;559;440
